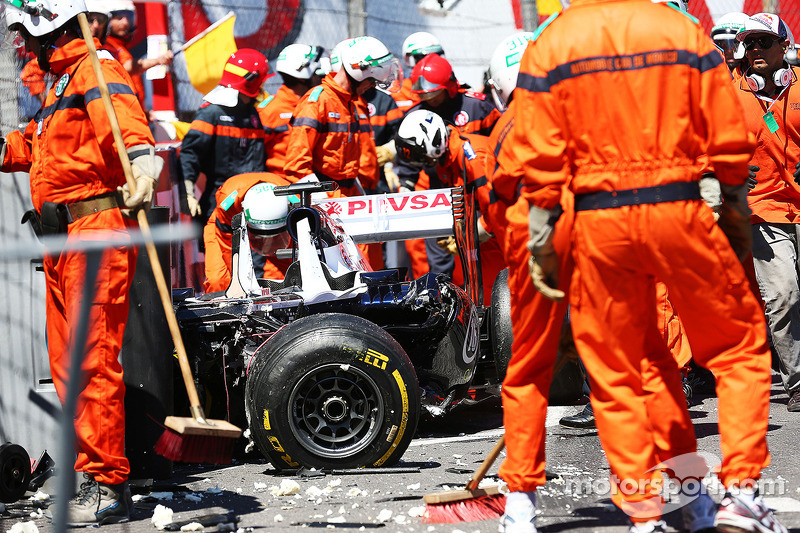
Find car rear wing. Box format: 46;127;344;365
310;188;462;244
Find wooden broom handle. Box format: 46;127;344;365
77;13;203;415
465;434;505;490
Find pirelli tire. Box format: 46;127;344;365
490;268;513;382
244;313;420;470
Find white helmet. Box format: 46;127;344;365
402;31;444;68
276;43;326;80
242;183;289;235
84;0;110;17
711;12;748;41
341;36;402;91
5;0;86;38
106;0;134;12
329;38;354;73
394;109;449;167
487;32;534;111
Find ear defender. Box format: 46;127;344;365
746;68;793;91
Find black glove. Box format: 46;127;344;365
747;165;759;190
794;162;800;184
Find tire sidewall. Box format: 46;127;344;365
245;313;420;470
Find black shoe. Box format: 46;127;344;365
788;390;800;412
682;375;693;403
559;402;595;429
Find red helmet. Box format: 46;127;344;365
410;53;458;98
219;49;272;97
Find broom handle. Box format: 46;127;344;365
77;14;205;417
465;434;505;491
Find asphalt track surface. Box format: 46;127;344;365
2;376;799;533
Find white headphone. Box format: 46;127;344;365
746;66;793;91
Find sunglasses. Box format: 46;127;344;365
743;35;780;50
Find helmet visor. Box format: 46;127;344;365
375;57;403;92
249;230;291;256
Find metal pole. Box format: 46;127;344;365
54;249;103;533
347;0;366;37
521;0;539;32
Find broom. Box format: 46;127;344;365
77;13;241;463
421;435;506;523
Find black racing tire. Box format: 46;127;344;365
245;313;420;470
0;443;31;503
490;268;513;382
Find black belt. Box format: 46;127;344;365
574;182;701;212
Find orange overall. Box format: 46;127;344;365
257;84;300;176
511;0;770;520
4;38;153;485
203;172;293;292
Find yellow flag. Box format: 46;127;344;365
181;12;237;95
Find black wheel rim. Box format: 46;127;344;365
287;363;384;459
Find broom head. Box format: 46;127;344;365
421;486;505;523
155;416;242;464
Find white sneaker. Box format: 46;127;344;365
715;488;787;533
681;492;717;532
499;491;537;533
628;519;667;533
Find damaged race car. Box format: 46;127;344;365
173;181;505;470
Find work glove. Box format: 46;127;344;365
436;235;459;256
793;162;800;185
184;179;202;217
376;141;395;167
120;145;162;216
717;183;753;262
699;173;722;221
528;204;565;302
384;163;400;192
748;165;759;190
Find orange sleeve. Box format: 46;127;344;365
3;125;34;172
83;58;153;156
358;133;379;190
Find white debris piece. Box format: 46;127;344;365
132;494;144;502
407;506;425;518
254;482;268;492
376;509;393;522
328;478;342;488
179;522;204;531
338;506;346;514
8;521;39;533
406;483;421;490
452;454;463;459
184;493;202;503
150;492;174;500
273;514;284;523
340;364;351;371
328;516;346;523
347;487;367;497
235;488;243;494
306;485;332;498
29;491;49;502
151;504;174;530
28;509;43;519
269;479;301;496
393;515;408;524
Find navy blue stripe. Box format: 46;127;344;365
264;125;290;135
488;188;499;205
215;218;232;234
292;116;351;133
465;175;487;193
518;49;720;93
84;83;136;104
39;94;85;120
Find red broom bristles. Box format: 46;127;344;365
421;494;506;524
154;428;236;464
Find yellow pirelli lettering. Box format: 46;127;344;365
263;409;271;430
362;349;389;370
373;369;409;466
